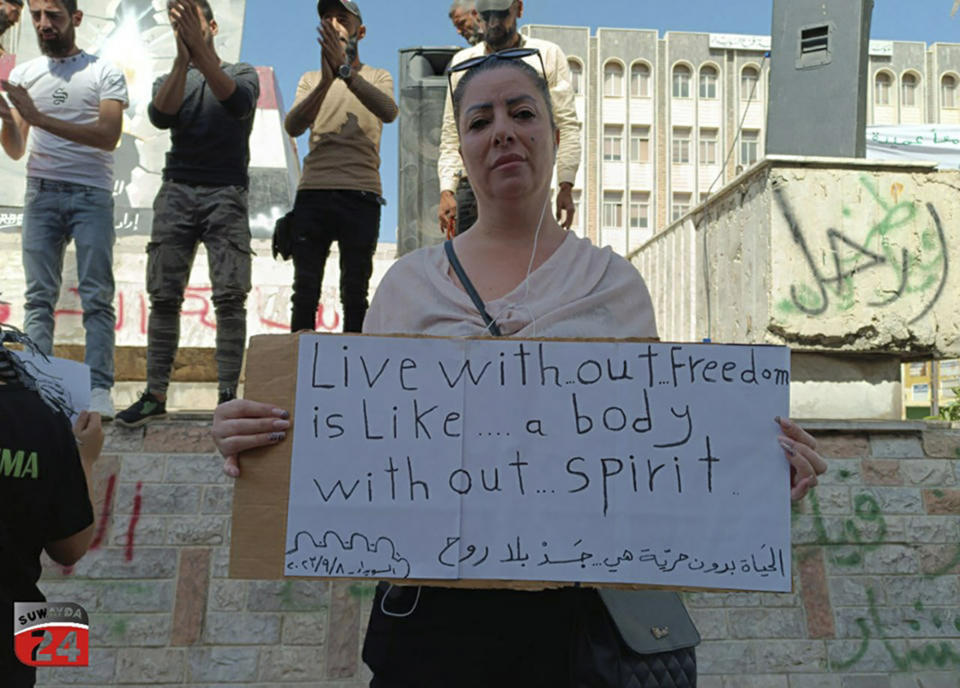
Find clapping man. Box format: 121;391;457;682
284;0;397;334
115;0;259;426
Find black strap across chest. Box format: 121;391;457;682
444;240;502;337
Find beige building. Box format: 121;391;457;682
522;25;960;256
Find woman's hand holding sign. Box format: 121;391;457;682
777;416;826;501
213;399;290;478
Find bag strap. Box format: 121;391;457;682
444;240;502;337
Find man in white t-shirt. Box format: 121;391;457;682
0;0;128;418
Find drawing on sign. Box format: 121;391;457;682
15;358;73;416
9;351;91;422
285;336;792;592
285;530;410;578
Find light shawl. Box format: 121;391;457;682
363;233;658;340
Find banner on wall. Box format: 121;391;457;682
866;125;960;169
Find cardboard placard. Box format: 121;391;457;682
231;333;793;593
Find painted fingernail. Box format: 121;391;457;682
779;439;796;456
227;466;239;478
273;419;290;430
269;432;286;442
273;408;289;419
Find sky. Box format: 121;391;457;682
239;0;960;243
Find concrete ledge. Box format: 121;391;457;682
55;345;219;383
797;419;958;432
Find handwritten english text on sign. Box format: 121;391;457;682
285;335;792;592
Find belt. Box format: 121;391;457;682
167;178;244;189
28;177;106;192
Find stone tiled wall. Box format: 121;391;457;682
33;419;960;687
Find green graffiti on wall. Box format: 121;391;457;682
804;487;960;671
833;588;960;671
806;489;886;567
775;175;948;323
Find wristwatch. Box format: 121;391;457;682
337;63;353;81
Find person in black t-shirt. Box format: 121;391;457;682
0;339;104;687
116;0;260;427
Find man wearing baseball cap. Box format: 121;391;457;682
284;0;397;334
437;0;581;235
0;0;23;56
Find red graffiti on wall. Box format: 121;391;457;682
11;285;346;336
52;288;126;332
125;481;143;562
59;474;140;575
89;474;117;551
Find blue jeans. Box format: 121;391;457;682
21;177;116;390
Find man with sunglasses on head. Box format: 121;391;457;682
438;0;580;236
284;0;397;334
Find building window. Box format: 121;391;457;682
568;59;583;96
699;128;718;165
902;72;919;107
912;383;930;402
672;65;692;98
941;360;960;376
741;130;760;166
631;63;651;98
629;192;649;229
630;126;650;163
875;72;892;106
672;127;691;164
603;192;623;228
942;75;958;108
603;125;623;161
604;63;624;97
909;362;927;376
741;66;760;100
699;65;718;99
672;193;691;223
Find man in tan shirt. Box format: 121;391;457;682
284;0;397;333
438;0;580;235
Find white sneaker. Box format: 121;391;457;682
89;388;115;421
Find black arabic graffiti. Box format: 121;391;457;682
774;177;949;325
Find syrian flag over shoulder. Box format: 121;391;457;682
866;125;960;169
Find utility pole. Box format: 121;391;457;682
931;360;941;417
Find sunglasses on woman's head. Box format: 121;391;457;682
446;47;547;92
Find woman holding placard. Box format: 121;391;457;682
213;51;826;688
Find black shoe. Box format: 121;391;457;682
218;389;236;405
115;390;168;428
